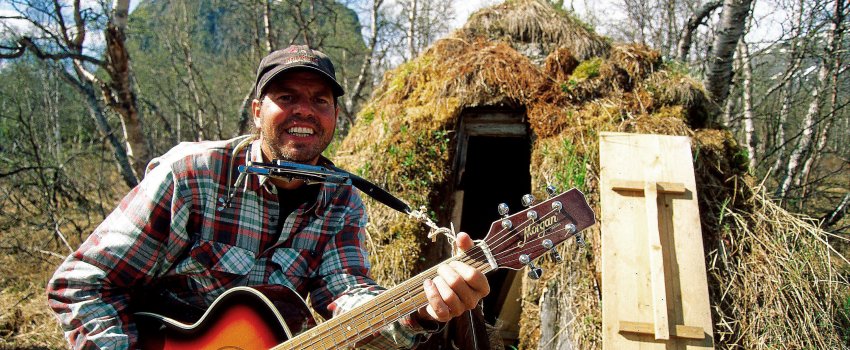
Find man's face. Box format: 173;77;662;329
252;70;339;164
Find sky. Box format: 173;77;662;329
2;0;791;60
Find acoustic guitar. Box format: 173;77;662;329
135;188;595;349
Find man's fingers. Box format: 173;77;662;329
423;279;451;321
456;232;474;251
448;261;490;300
432;274;466;319
419;238;491;323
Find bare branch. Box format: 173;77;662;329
677;0;722;62
15;36;105;65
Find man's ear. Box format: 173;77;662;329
251;98;262;129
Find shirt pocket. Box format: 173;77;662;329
174;240;255;292
271;247;316;278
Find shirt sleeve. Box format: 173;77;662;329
309;192;438;349
46;159;192;349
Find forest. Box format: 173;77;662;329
0;0;847;348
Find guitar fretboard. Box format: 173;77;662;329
273;245;492;349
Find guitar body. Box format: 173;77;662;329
136;285;315;350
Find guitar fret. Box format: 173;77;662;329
271;251;494;350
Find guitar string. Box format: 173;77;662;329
280;255;472;349
284;254;490;349
300;207;565;348
287;206;576;349
285;204;579;349
292;218;573;349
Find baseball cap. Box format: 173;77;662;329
254;45;346;98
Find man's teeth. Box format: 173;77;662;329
288;127;314;136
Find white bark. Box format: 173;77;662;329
776;61;829;199
263;0;275;53
770;82;792;176
407;0;418;60
704;0;754;116
738;40;757;171
797;0;845;198
342;0;384;127
775;0;842;200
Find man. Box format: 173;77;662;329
47;45;489;349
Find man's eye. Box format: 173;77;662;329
277;95;294;103
315;98;329;105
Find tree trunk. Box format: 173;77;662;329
775;0;842;201
703;0;754;119
103;0;150;180
263;0;276;53
770;83;792;176
776;62;828;200
822;192;850;228
407;0;418;60
60;69;139;188
341;0;384;129
767;0;805;176
797;0;844;201
237;89;255;136
677;0;722;62
738;40;756;171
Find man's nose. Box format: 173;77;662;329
294;99;313;115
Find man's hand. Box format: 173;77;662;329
416;232;490;323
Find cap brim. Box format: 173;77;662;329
257;64;345;98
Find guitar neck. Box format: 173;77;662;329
273;245;493;349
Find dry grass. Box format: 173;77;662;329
0;225;73;349
462;0;609;61
0;159;125;349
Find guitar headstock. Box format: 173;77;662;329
482;188;596;271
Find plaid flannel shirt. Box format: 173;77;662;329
47;136;433;349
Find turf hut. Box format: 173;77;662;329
334;0;850;348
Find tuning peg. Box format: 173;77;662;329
519;254;543;279
546;184;558;197
575;232;586;248
527;263;543;279
542;239;562;263
521;194;535;207
497;203;509;217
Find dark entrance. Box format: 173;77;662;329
460;136;531;325
451;109;531;345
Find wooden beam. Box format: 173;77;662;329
618;321;706;340
643;152;670;341
610;180;687;194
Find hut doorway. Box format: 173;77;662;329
452;108;530;345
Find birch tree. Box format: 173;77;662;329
797;0;845;201
703;0;755;118
738;39;757;170
677;0;723;62
1;0;147;187
775;0;843;200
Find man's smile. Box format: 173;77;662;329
287;126;315;137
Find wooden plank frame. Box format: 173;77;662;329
600;132;714;350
